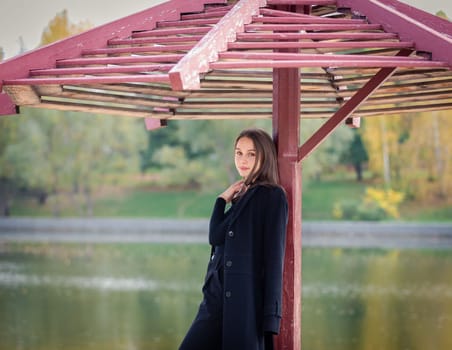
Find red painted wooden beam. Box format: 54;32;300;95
267;0;335;5
81;44;195;55
211;58;447;69
30;64;174;77
0;93;17;116
156;17;220;27
336;0;452;66
298;49;412;161
108;35;205;46
221;51;421;62
3;74;170;86
229;40;414;49
144;118;168;131
130;26;211;38
273;66;302;350
237;32;398;40
169;0;266;90
0;0;226;116
245;23;382;31
55;54;184;67
252;15;366;24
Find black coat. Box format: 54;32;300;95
209;184;288;350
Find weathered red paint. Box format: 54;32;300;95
245;23;383;31
30;64;174;77
56;54;184;67
0;93;16;116
211;58;446;69
144;118;168;130
4;74;170;86
0;0;224;114
229;40;413;49
237;32;398;40
268;0;335;5
337;0;452;65
169;0;265;90
273;66;302;350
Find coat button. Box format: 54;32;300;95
228;231;234;237
225;291;231;298
226;260;232;267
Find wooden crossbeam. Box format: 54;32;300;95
229;41;414;49
169;0;266;90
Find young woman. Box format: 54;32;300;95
179;128;288;350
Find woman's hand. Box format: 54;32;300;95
219;180;245;203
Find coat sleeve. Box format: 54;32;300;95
208;197;229;246
262;186;288;334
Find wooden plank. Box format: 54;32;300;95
219;51;425;62
156;17;220;27
0;0;223;81
337;0;452;66
108;35;204;46
3;85;40;105
229;41;414;50
40;90;181;109
169;0;266;90
4;74;171;86
130;26;210;38
34;101;173;119
30;64;175;77
252;15;366;24
237;32;398;40
56;54;184;67
82;45;195;56
211;59;447;69
245;23;382;31
267;0;336;5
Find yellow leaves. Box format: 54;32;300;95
333;186;404;220
361;110;452;203
364;187;404;219
40;10;92;46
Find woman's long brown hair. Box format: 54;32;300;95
235;128;280;186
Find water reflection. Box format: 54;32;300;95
0;243;451;350
0;270;191;292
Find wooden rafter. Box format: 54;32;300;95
1;0;450;120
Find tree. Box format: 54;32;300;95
40;10;91;46
1;11;146;216
341;129;369;181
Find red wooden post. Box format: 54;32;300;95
273;66;302;350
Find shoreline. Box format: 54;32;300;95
1;218;451;249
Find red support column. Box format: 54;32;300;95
273;67;302;350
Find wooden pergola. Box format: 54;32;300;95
1;0;451;349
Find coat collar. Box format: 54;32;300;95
228;185;260;226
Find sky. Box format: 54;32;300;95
0;0;450;60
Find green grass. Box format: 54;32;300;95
302;179;367;220
8;179;451;221
94;190;215;218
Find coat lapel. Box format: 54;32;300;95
228;186;259;227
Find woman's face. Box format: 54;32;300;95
235;136;259;179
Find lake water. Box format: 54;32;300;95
0;242;451;350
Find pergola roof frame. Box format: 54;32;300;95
0;1;451;349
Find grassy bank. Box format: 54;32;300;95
8;179;452;221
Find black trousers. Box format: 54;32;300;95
179;247;224;350
179;245;274;350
